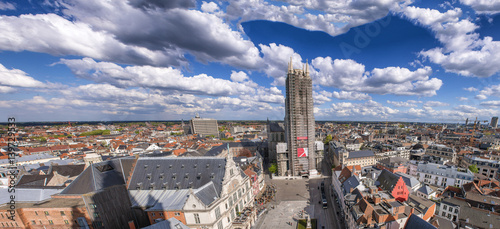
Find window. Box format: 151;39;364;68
44;211;49;215
228;217;231;223
39;220;43;225
64;220;69;224
443;205;447;211
217;220;223;229
160;213;164;216
49;220;54;225
60;211;65;216
194;213;200;224
35;211;38;216
455;209;458;214
152;213;155;217
94;212;100;218
31;220;36;225
442;212;446;216
174;212;180;216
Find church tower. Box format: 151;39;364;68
284;57;316;176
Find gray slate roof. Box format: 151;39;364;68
395;172;420;188
342;175;360;194
377;169;400;191
193;181;219;206
348;150;374;159
0;188;63;204
142;218;189;229
417;185;435;195
60;157;134;194
268;122;284;132
404;214;436;229
130;189;189;210
127;157;226;196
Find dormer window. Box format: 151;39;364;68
193;164;197;169
181;164;185;168
185;173;189;179
156;164;160;169
197;173;201;180
210;173;215;179
144;165;148;169
169;164;172;169
160;173;164;180
206;163;210;168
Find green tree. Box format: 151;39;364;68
323;134;333;144
468;164;479;173
268;163;277;174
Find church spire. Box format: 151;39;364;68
288;56;293;72
305;59;309;76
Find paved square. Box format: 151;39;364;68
253;177;315;229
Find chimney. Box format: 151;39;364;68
374;196;381;205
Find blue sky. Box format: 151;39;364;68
1;0;500;122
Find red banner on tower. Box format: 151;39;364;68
297;136;308;140
297;148;308;157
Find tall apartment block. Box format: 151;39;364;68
284;58;317;176
189;114;218;137
492;116;498;128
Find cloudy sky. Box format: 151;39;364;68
1;0;500;122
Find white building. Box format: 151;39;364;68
128;153;255;229
436;198;461;223
416;163;473;188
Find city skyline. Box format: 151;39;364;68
1;1;500;122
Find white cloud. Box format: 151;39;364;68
332;91;371;100
476;94;488;100
311;57;441;96
403;5;500;78
458;97;468;101
0;63;46;89
230;71;249;82
0;1;15;10
58;58;256;96
201;1;219;13
226;0;409;37
259;43;303;86
57;0;262;69
421;38;500;77
0;85;15;93
479;84;500;97
0;13;184;67
464;87;478;92
480;101;500;107
424;101;449;107
460;0;500;14
326;100;399;119
386;100;419;107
